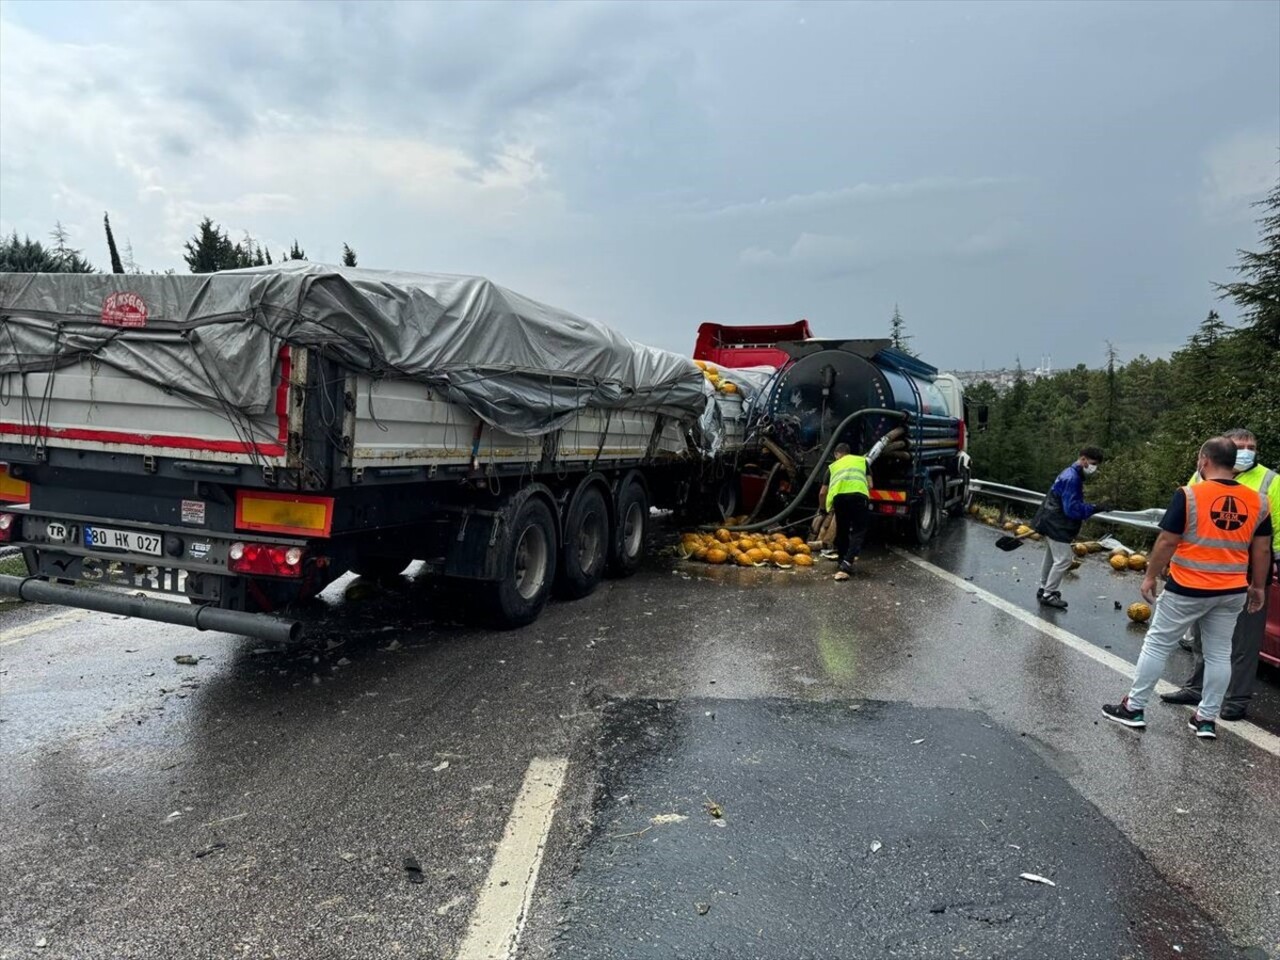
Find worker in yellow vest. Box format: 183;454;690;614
824;443;871;582
1162;427;1278;720
1103;436;1272;739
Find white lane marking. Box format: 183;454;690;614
457;757;569;960
893;548;1280;758
0;609;90;647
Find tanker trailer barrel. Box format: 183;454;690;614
703;407;908;533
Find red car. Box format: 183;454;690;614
1264;571;1280;668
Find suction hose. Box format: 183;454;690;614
703;408;909;533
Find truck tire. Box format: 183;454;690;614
608;476;649;578
557;484;610;599
483;495;558;628
912;480;940;545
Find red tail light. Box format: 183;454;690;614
228;542;305;577
0;513;14;542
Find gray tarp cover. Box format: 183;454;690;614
0;264;711;438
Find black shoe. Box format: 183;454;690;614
1039;591;1068;609
838;561;852;574
1159;689;1200;705
1036;588;1045;601
1102;699;1145;728
1219;705;1247;722
1188;715;1217;739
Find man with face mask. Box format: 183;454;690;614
1031;445;1113;609
1161;428;1279;720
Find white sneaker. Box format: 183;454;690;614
820;550;839;560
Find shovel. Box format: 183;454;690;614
994;530;1037;552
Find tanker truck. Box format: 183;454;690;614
700;335;970;544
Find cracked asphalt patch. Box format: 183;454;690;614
550;698;1244;960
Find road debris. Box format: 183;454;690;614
173;655;198;666
1019;872;1056;887
432;761;450;772
912;738;926;745
339;853;357;862
695;902;711;916
869;840;882;854
704;797;724;819
651;813;688;825
201;812;248;827
403;857;424;884
194;842;226;859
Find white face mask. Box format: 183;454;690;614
1234;449;1257;473
1082;463;1098;476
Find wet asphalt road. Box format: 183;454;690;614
1;517;1278;960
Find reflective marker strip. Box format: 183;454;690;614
234;491;334;537
457;757;569;960
869;490;908;502
0;464;30;503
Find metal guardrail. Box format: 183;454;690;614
970;478;1163;534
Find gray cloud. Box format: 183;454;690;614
0;0;1276;370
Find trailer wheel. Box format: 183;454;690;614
484;496;558;628
912;480;940;545
557;485;610;599
609;476;649;578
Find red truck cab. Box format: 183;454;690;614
693;320;814;369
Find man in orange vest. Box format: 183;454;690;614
1162;427;1277;719
1102;436;1272;739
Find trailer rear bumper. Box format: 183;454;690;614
0;575;302;644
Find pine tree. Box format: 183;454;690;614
889;304;914;355
183;218;239;273
341;243;357;267
265;248;273;265
103;212;125;274
45;221;95;272
122;238;140;273
1216;176;1280;348
288;240;306;261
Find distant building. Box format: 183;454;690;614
945;364;1054;392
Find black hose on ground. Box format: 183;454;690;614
703;408;908;533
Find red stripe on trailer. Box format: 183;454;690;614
0;347;291;457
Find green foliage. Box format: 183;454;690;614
183;217;240;273
288;240;306;261
0;226;94;272
889;304;914;355
971;178;1280;509
342;243;357;267
103;212;125;274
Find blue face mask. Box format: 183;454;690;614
1234;449;1257;473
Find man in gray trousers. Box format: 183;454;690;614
1162;428;1278;720
1103;437;1272;740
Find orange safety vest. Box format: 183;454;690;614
1168;480;1269;591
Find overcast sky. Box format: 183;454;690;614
1;0;1277;370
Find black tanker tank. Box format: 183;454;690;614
749;338;967;544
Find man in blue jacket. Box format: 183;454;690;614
1032;446;1113;609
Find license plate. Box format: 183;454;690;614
84;525;163;557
